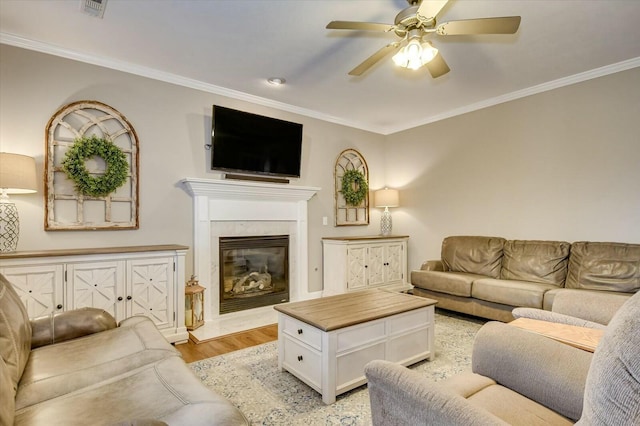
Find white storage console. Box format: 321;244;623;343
0;244;189;343
275;289;436;404
322;235;410;296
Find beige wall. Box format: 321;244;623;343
2;45;639;293
0;45;386;293
385;67;640;270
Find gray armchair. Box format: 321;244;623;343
365;291;640;425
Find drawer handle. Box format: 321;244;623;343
297;355;303;362
297;328;303;335
56;304;63;310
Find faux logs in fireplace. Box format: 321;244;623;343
219;235;290;314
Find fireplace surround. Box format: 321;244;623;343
181;178;320;321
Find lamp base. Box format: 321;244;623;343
380;208;392;236
0;201;19;252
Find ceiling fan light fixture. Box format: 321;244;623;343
392;38;437;70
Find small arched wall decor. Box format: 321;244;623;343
44;100;139;230
334;149;369;226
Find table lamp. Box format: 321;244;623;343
374;188;399;236
0;153;38;252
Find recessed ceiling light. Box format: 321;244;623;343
267;77;286;86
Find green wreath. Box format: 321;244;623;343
341;169;368;206
62;135;129;197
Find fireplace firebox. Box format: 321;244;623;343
219;235;290;314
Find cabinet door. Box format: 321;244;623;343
0;265;64;317
67;261;125;321
384;243;405;284
346;246;367;290
367;245;385;287
128;257;174;329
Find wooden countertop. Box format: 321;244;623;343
322;235;409;241
274;289;436;332
0;244;189;260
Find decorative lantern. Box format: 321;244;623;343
185;275;205;331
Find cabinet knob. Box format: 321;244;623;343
297;355;303;362
297;328;303;335
117;296;123;301
364;265;368;268
56;304;63;310
127;295;132;300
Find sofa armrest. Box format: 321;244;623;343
365;360;508;426
30;307;117;349
552;290;629;325
420;260;444;271
472;321;592;421
512;307;606;330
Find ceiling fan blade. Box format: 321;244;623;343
326;21;394;32
348;43;401;76
436;16;521;35
417;0;450;22
425;52;450;78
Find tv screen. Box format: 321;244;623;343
211;106;303;178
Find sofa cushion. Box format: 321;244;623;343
577;291;640;425
410;270;486;297
501;240;570;286
441;236;505;278
566;241;640;292
14;356;248;426
0;274;32;390
15;316;179;410
472;278;557;308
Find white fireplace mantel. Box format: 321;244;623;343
181;177;320;320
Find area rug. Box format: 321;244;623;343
189;310;486;425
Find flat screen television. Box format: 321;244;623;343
211;105;303;178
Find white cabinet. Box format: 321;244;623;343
0;245;188;343
322;236;409;296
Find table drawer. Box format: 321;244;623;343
282;315;322;350
282;336;321;389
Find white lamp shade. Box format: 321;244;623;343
0;153;38;194
374;188;399;208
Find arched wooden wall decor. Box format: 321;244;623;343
44;100;139;230
334;149;369;226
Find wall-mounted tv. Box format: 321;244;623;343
211;105;303;178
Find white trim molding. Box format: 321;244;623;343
181;178;320;320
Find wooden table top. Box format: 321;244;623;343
509;318;604;352
274;289;437;332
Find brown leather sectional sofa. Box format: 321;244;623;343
411;236;640;322
0;274;248;426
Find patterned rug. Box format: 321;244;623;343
189;310;486;425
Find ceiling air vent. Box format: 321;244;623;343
81;0;108;18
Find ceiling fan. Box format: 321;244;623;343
326;0;521;78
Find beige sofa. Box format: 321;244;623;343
411;236;639;322
364;288;640;425
0;273;248;426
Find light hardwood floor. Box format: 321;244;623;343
175;324;278;363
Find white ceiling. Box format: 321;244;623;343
1;0;640;135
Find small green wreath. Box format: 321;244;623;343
341;169;368;206
62;135;129;197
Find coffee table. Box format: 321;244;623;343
509;317;604;352
274;289;437;404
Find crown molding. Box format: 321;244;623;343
384;56;640;135
2;32;638;136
